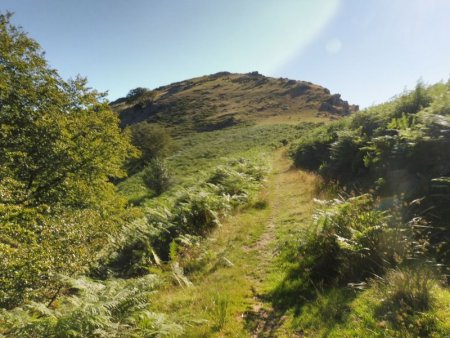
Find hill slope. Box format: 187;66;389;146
111;72;358;132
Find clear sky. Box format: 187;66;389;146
2;0;449;107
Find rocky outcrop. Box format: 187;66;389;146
319;94;359;115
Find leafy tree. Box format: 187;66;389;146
0;13;137;207
127;122;173;173
126;87;149;100
0;12;138;307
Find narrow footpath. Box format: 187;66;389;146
152;149;320;337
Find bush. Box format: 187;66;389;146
127;122;173;174
291;130;334;171
291;82;450;274
280;194;403;293
290;122;345;171
173;187;229;236
142;159;172;195
349;110;388;137
392;82;432;118
320;130;367;182
126;87;149;100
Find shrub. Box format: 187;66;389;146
349;110;388;137
272;194;429;314
291;82;450;276
320;130;367;182
291;132;334;171
127;122;173;174
392;82;432;118
173;187;229;236
290;122;345;171
288;195;395;287
126;87;149;100
142;159;172;195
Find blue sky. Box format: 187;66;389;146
2;0;449;107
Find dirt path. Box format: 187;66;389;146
244;148;319;337
151;149;319;337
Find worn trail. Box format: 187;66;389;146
244;148;319;337
152;149;319;337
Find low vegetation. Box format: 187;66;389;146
1;11;449;337
282;81;450;336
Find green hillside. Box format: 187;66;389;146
1;13;449;338
111;71;357;133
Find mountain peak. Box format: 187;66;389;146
111;72;358;132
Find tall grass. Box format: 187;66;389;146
211;293;229;331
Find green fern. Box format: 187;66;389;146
0;275;183;337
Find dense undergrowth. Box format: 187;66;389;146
104;156;269;277
0;275;184;337
0;151;271;336
281;81;450;336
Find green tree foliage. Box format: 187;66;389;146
142;158;172;195
126;87;149;100
0;13;136;207
0;13;138;308
127;122;173;174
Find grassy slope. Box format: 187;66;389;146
149;148;321;337
146;145;450;338
115;71;355;205
111;72;357;134
118;123;312;205
115;80;450;337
